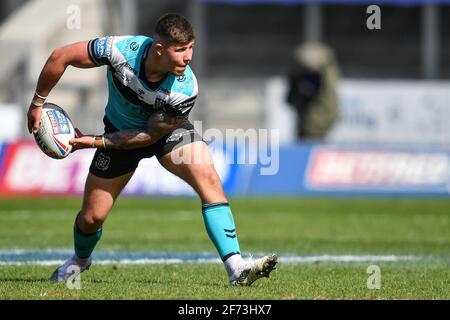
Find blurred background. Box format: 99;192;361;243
0;0;449;197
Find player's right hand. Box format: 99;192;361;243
27;103;43;134
69;128;95;152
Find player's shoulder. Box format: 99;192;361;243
109;35;152;60
91;35;152;67
164;66;198;98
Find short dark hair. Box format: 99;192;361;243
155;13;195;44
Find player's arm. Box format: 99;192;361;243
104;112;185;149
27;41;97;134
94;98;197;150
70;111;186;151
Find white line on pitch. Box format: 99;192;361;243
0;250;424;265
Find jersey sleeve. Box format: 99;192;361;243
87;36;114;66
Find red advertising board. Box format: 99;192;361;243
0;140;93;196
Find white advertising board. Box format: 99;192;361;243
266;78;450;145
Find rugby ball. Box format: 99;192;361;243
33;103;75;159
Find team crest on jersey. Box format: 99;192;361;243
130;42;139;51
95;152;111;171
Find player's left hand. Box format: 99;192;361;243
70;128;96;152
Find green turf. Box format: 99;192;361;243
0;264;448;300
0;197;449;299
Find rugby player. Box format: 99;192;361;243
26;13;277;286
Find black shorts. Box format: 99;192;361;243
89;116;203;179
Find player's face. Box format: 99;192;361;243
163;41;194;76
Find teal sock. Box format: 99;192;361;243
73;217;102;259
202;202;241;261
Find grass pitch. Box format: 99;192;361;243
0;197;449;299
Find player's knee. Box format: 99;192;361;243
79;211;105;229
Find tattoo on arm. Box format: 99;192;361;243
102;112;184;150
103;129;156;150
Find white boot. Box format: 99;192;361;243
229;254;278;286
49;255;92;282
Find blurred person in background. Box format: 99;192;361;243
286;43;340;141
26;13;277;287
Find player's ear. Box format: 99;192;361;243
155;43;164;57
